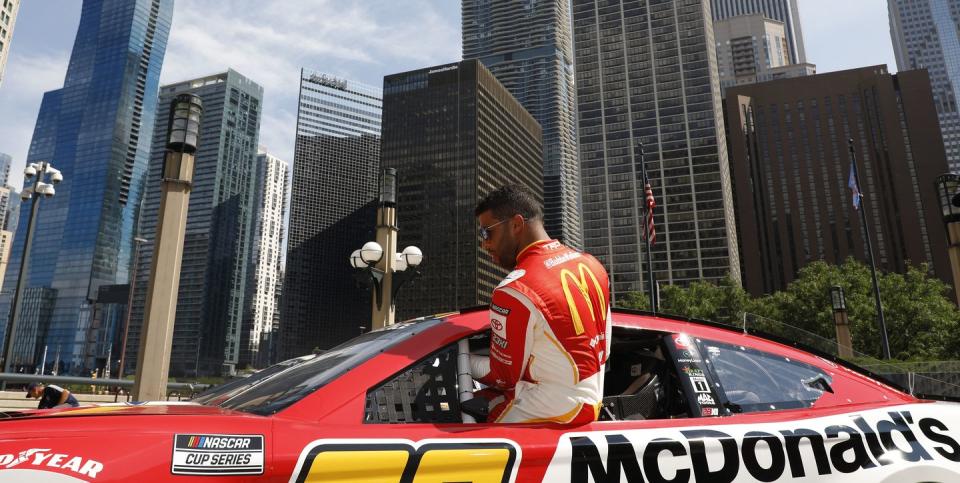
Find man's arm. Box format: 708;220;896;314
57;387;71;406
474;287;539;388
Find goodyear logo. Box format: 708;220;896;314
289;439;520;483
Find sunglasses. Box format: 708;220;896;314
478;218;510;241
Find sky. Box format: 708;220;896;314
0;0;896;192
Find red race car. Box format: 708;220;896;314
0;308;959;482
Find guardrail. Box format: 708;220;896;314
0;372;209;399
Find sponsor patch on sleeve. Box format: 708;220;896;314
171;434;263;476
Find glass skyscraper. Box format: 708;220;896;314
382;60;543;320
463;0;583;249
711;0;806;64
126;70;263;377
280;70;381;359
572;0;741;300
890;0;960;171
0;0;173;373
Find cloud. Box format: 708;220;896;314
162;0;462;165
0;49;70;189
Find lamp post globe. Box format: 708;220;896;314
401;246;423;268
360;241;383;266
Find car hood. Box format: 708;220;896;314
0;402;248;421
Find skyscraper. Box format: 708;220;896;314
726;66;952;294
713;14;815;93
240;148;288;369
462;0;582;249
126;70;263;377
889;0;960;171
280;70;381;359
0;0;20;87
381;60;543;319
0;152;11;186
711;0;806;64
572;0;741;300
0;0;173;373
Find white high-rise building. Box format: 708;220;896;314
711;0;806;64
890;0;960;171
0;0;19;87
714;14;815;93
240;148;288;368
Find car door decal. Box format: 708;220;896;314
545;404;960;482
288;439;520;483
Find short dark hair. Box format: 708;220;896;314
475;184;542;221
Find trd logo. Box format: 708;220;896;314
290;440;519;483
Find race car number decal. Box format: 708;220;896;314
171;434;263;476
544;404;960;482
288;439;520;483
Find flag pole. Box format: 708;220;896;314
637;142;657;313
848;139;891;359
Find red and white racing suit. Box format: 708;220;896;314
471;239;612;424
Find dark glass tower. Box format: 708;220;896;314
572;0;741;300
381;60;543;320
463;0;582;249
0;0;173;373
126;70;263;377
280;70;382;359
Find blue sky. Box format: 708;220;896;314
0;0;894;191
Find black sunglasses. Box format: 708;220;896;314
478;218;510;241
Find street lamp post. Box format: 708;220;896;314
1;161;62;373
350;168;423;329
132;94;202;401
830;286;854;359
935;174;960;304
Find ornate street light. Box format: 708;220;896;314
1;160;62;373
350;168;423;329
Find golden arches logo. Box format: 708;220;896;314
559;263;606;335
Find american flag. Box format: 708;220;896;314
644;182;656;245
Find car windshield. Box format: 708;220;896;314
191;354;318;406
203;318;442;415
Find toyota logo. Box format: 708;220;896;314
491;319;504;331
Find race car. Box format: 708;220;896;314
0;307;959;482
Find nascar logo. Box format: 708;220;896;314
172;434;263;476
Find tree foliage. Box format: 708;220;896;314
615;258;960;360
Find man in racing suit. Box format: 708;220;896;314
471;185;611;424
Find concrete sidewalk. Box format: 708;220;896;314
0;390;131;411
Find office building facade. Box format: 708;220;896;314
463;0;582;248
0;0;173;373
381;60;543;320
571;0;741;300
240;148;287;369
0;152;10;186
889;0;960;171
714;14;814;93
126;70;263;377
711;0;806;64
726;66;952;294
280;70;382;358
0;0;19;87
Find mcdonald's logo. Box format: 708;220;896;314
559;263;606;336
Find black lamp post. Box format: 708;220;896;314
1;161;62;373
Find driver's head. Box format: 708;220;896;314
475;184;545;270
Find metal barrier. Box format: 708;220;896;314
0;372;209;400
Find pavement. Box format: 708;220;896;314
0;390;131;411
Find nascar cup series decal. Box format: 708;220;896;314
171;434;264;476
545;403;960;482
287;438;520;483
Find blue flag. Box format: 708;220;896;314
848;163;861;210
